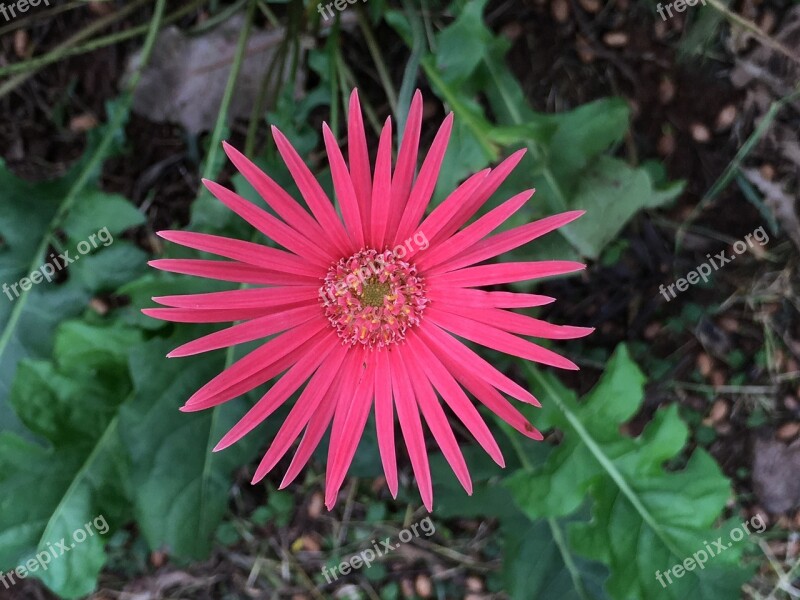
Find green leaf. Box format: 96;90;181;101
558;157;683;258
506;346;752;600
62;190;144;242
0;322;138;598
118;330;263;559
435;0;492;83
501;515;609;600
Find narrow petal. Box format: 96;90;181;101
427;307;578;370
432;149;527;244
279;353;354;489
424;332;543;441
214;334;339;449
157;230;322;278
149;259;313;285
394;112;454;245
369;118;393;248
249;343;348;476
418;323;540;406
271;126;352;255
153;286;319;309
434;304;595;340
185;320;327;408
409;169;491;255
325;354;377;509
387;89;423;238
433;261;585;288
142;306;279;324
431;210;586;274
323;123;365;247
426;287;555;309
202;178;333;265
347;90;373;230
406;332;504;467
166;304;320;358
402;343;472;495
390;351;433;510
374;348;398;497
415;190;532;271
222;141;331;248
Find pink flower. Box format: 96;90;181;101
143;90;592;510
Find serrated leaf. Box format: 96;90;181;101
505;345;752;600
0;322;138;598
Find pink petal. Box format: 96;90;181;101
409;170;490;255
323;123;365;247
156;230;322;278
426;287;555;309
214;334;339;449
166;304;320;358
222;141;331;248
369;118;393;248
393;112;454;245
432;210;586;274
434;305;594;340
402;343;472;495
390;351;433;510
387;89;423;239
149;259;312;286
374;348;398;497
325;355;377;509
142;306;278;324
249;343;349;477
433;261;585;288
432;149;527;244
424;332;543;441
184;320;327;408
426;307;578;370
418;323;540;406
153;286;319;309
416;189;532;271
406;332;504;467
279;353;353;489
347;90;373;229
202;178;333;265
271;126;352;255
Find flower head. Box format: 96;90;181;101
143;89;592;510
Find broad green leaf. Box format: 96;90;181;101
0;322;138;598
506;346;752;599
501;516;609;600
62;190;145;242
559;156;683;258
435;0;491;83
118;329;263;559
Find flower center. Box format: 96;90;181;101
320;249;428;348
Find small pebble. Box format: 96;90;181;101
603;31;629;47
690;122;712;143
715;104;737;131
777;422;800;441
551;0;570;23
